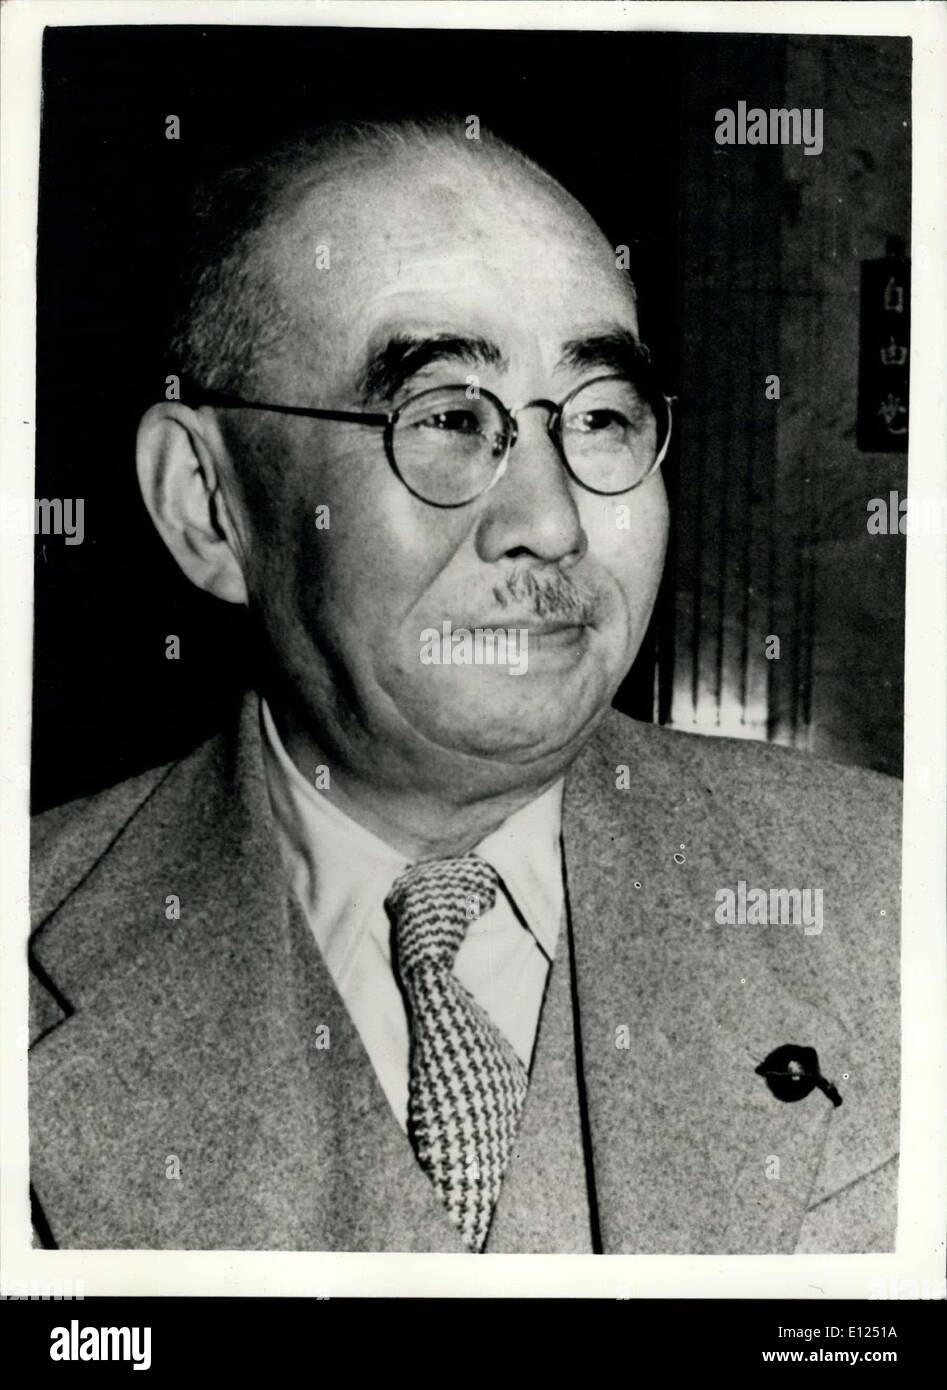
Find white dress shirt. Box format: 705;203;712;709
260;698;565;1130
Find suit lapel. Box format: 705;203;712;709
561;713;847;1254
30;696;462;1252
485;910;594;1253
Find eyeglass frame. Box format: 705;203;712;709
187;373;676;510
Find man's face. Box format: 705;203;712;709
231;146;669;798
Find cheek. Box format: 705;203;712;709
584;476;669;596
265;438;465;651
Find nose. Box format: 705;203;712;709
474;402;587;567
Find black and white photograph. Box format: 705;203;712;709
2;0;945;1322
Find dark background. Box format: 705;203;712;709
32;26;910;812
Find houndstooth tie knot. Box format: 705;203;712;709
386;855;499;973
385;854;528;1252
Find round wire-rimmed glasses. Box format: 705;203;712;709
193;372;674;510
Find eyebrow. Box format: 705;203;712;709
557;328;652;381
358;334;508;404
356;326;654;405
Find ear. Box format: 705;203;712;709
136;402;249;605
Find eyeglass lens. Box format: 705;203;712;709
392;377;665;506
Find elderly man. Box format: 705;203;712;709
29;118;900;1255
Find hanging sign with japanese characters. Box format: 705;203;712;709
857;250;910;452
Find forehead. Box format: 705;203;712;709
264;145;639;384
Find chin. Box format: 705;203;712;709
405;662;613;765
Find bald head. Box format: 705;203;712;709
169;117;635;401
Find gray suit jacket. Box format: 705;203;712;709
29;696;900;1253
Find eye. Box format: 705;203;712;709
565;408;632;435
415;408;484;435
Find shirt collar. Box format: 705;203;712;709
472;780;563;958
259;697;563;959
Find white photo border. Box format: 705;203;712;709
2;0;944;1300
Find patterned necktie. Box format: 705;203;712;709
385;854;529;1252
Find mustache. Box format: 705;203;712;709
488;569;600;625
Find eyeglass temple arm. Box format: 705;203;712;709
192;388;391;427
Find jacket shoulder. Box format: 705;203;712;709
590;706;901;853
31;762;177;930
